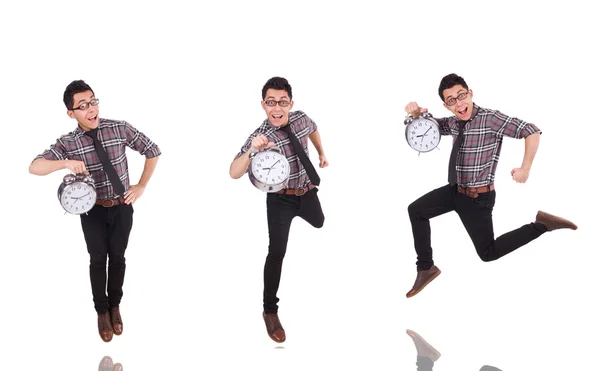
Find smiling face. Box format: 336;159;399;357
442;84;473;121
261;89;293;127
67;90;99;131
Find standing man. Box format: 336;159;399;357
29;80;161;342
404;73;577;298
230;77;328;343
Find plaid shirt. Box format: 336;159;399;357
35;118;161;199
236;111;318;189
436;104;541;187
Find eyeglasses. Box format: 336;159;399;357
72;98;100;111
444;92;469;106
264;100;291;107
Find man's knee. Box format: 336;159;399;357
313;216;324;229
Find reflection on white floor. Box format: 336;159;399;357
98;356;123;371
407;329;502;371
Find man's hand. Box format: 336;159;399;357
124;184;145;204
511;168;530;183
251;135;275;151
405;102;428;116
64;160;88;175
319;155;329;168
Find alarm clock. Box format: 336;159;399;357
248;147;291;192
404;112;441;153
57;173;97;214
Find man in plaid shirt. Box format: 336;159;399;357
404;73;577;298
230;77;328;343
29;80;161;342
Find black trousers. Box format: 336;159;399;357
264;188;325;314
80;204;133;314
408;184;546;270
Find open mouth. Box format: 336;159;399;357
88;115;98;124
272;114;283;121
457;107;468;116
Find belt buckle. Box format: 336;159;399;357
102;199;116;207
467;188;479;198
294;188;306;196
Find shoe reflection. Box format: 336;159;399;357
98;356;123;371
407;329;502;371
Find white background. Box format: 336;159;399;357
1;0;598;370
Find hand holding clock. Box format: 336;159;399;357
251;135;275;151
405;102;428;116
64;160;88;175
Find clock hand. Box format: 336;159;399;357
270;160;281;169
71;192;90;200
423;126;432;135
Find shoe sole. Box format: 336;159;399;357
100;333;113;342
538;211;578;230
406;268;441;298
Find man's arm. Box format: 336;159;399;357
230;150;254;179
511;132;540;183
124;156;159;204
230;134;274;179
308;130;328;168
29;155;87;176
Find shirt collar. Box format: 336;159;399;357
73;118;103;138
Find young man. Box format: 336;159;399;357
404;73;577;298
230;77;328;343
29;80;161;342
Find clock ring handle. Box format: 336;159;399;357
249;145;283;160
75;172;95;183
259;145;283;154
404;111;433;125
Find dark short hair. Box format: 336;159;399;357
438;73;468;101
63;80;94;109
262;77;292;100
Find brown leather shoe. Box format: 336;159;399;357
262;312;286;343
406;329;441;362
109;306;123;335
98;312;113;342
406;265;441;298
536;211;578;231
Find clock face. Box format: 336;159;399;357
407;119;440;152
251;150;290;185
60;182;97;214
